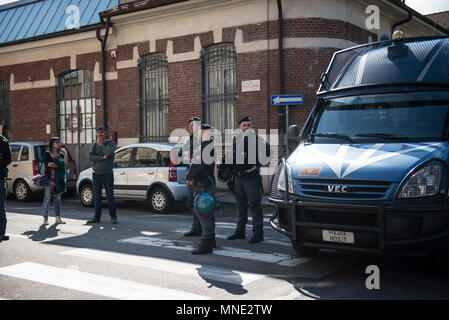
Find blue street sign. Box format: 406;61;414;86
271;94;303;105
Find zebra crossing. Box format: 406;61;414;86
0;211;351;300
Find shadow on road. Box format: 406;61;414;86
22;224;60;242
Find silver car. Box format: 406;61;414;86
76;142;188;214
6;142;78;201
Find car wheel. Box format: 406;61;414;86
80;183;94;207
291;239;320;256
14;180;32;202
149;187;171;214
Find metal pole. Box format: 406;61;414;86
285;104;289;155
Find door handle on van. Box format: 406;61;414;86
12;164;17;167
147;171;155;174
119;172;126;175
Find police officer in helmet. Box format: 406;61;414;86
186;123;217;254
226;116;270;244
0;134;12;243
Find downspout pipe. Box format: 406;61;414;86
96;16;111;128
277;0;285;156
392;5;413;35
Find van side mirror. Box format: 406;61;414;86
287;125;301;147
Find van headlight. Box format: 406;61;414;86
277;162;293;193
398;165;442;199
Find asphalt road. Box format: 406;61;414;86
0;195;448;300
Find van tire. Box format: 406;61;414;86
291;239;320;256
14;180;32;202
149;187;171;214
80;183;94;207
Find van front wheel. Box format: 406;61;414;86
291;239;320;256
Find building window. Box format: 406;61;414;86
202;43;237;133
0;80;10;139
57;70;95;145
139;53;169;142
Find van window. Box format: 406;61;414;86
10;145;21;161
21;146;29;161
311;91;449;143
134;147;157;167
34;145;48;162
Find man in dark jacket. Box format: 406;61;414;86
0;134;12;242
186;124;216;254
180;117;203;237
227;116;270;243
87;126;117;224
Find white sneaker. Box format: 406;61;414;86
55;217;66;225
43;216;48;225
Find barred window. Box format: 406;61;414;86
139;53;169;142
0;80;10;139
57;70;95;145
202;43;237;133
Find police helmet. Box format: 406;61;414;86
194;192;217;213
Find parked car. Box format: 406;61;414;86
6;142;78;201
76;142;188;214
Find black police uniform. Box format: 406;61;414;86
0;135;12;241
179;132;203;236
185;133;216;254
228;122;270;243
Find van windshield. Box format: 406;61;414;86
309;91;449;143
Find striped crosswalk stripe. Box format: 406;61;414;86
0;262;208;300
61;248;265;286
119;236;311;266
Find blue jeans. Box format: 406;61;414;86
193;184;216;240
93;173;117;220
0;178;6;236
234;175;264;237
43;186;62;217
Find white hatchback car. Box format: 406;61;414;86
76;142;188;213
6;142;78;201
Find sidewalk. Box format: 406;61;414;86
215;191;274;206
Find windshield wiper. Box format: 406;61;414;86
355;133;417;142
310;132;355;143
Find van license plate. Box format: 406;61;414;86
322;230;354;244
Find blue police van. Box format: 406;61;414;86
269;36;449;258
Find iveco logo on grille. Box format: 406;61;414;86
327;185;351;192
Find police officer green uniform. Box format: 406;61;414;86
186;124;217;254
0;135;12;242
227;116;270;244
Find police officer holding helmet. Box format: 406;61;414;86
0;134;12;243
226;116;270;244
180;116;203;237
186;123;217;255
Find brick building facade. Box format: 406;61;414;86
0;0;448;173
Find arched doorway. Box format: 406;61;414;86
57;70;96;173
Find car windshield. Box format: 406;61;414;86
309;91;449;143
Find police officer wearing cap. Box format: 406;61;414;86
180;117;203;237
0;134;11;243
227;116;270;243
186;123;217;254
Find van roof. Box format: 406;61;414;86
318;36;449;94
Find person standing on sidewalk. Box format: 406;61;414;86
181;116;203;237
42;137;69;225
227;116;270;244
186;124;217;254
0;134;11;243
87;126;117;224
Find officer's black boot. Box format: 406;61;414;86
227;231;245;240
248;234;264;244
192;238;214;255
184;230;202;237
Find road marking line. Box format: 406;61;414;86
173;228;291;247
119;236;310;266
0;262;208;300
215;222;273;230
61;248;264;286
